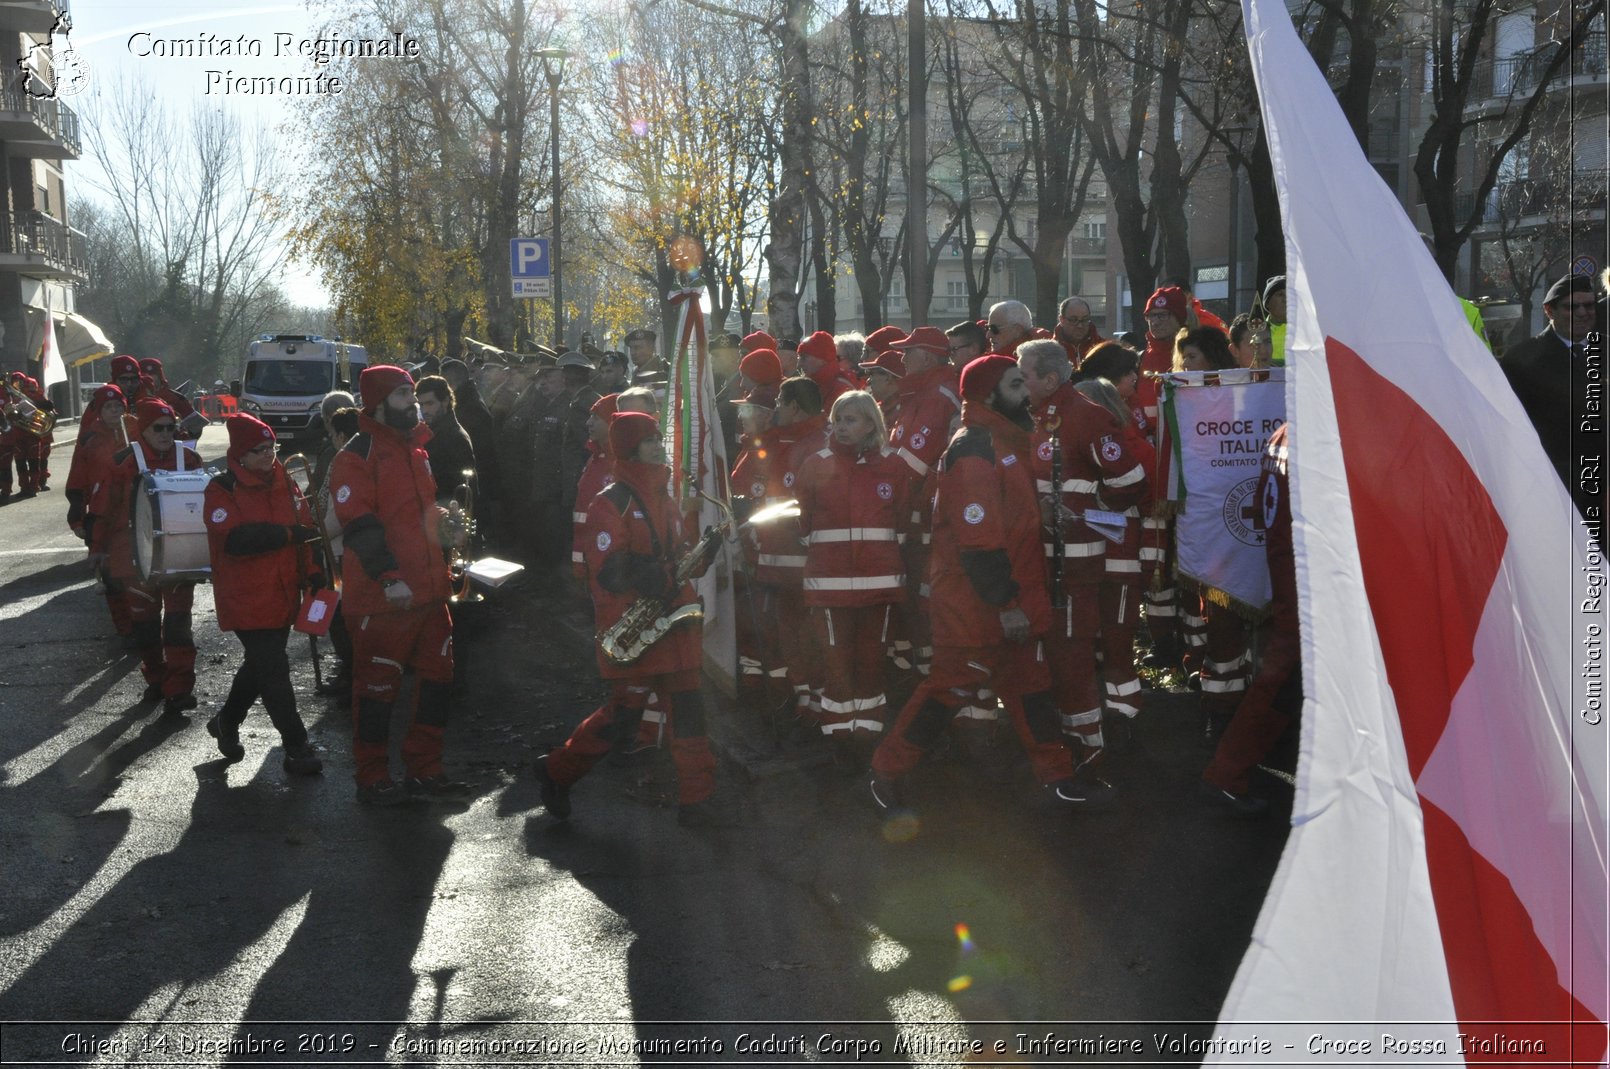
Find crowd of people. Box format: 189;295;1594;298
32;266;1601;826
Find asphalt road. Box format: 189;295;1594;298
0;425;1293;1066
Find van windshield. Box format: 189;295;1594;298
244;360;333;397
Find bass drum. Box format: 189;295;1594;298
132;469;213;582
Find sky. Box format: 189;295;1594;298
66;1;335;307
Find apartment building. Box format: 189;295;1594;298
0;0;102;413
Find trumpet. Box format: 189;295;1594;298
3;380;55;439
599;497;799;666
445;470;481;604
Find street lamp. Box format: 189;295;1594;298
536;46;571;352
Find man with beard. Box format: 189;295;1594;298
869;356;1111;825
416;375;478;505
330;366;465;805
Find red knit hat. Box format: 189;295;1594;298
226;413;276;459
740;330;777;355
110;354;140;380
359;365;414;412
864;325;906;355
959;355;1017;402
135;398;175;432
1144;286;1188;322
739;348;783;386
609;412;660;460
591;392;620;419
138;357;165;383
797;331;837;366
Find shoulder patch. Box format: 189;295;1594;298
876;481;893;500
1100;436;1122;463
335;484;352;504
596;531;612;551
963;503;986;525
210;507;228;524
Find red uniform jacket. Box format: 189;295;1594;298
571;442;615;580
330;414;450;617
204;458;316;632
753;414;827;586
889;364;961;480
66;426;122;536
1060;329;1106;366
88;440;205;581
811;365;859;411
794;438;909;607
585;459;701;679
730;431;772;571
1029;383;1148;585
1106;409;1157;579
927;402;1051;648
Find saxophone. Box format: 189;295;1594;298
598;496;799;666
598;526;721;665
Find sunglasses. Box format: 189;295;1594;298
148;423;177;433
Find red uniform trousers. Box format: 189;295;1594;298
872;641;1072;786
1043;584;1105;750
1197;603;1250;715
814;604;894;738
774;585;821;718
349;603;455;787
1097;570;1145;718
547;668;715;805
1202;616;1299;795
126;581;196;698
14;432;47;491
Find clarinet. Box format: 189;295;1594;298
1047;415;1065;609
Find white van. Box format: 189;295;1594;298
236;334;368;445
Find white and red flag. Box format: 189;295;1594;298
1214;0;1609;1062
39;306;65;389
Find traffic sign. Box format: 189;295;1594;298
511;237;552;298
1572;255;1598;278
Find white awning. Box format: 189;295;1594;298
23;308;115;367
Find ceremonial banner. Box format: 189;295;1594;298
1160;368;1285;616
666;289;736;692
38;304;66;389
1213;0;1609;1062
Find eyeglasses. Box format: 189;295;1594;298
1061;315;1092;325
247;442;278;455
148;423;177;433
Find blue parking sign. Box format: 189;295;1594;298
511;238;552;297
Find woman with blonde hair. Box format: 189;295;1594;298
793;390;910;766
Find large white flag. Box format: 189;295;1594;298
1215;0;1609;1062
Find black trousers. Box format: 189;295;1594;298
219;627;309;748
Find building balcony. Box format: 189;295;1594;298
0;84;80;159
1468;32;1607;106
0;211;87;279
0;0;70;34
1459;168;1609;228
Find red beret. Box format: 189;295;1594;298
740;331;777;355
797;331;837;364
1145;287;1188;322
739;349;783;386
864;325;906;355
226;412;276;460
135;398;175;432
138;357;164;381
110;354;140;379
90;384;125;411
609;411;660;461
359;365;414;412
591;392;620;419
959;355;1017;402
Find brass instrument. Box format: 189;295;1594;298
274;452;337;689
446;470;481;604
599;497;799;666
3;380;55;438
